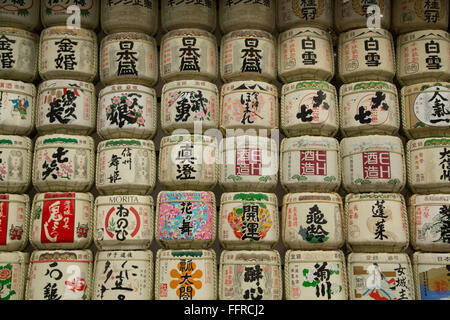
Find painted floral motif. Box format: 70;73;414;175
166;90;211;122
106;94;145;128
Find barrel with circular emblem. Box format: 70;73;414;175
276;0;334;32
0;194;29;252
161;0;216;32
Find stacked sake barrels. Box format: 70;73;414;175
392;1;450;301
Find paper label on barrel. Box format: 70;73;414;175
417;260;450;300
0;83;33;132
413;86;450;126
40;193;75;243
0;33;36;76
414;199;450;246
0;143;27;184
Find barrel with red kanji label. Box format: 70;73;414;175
97;84;157;140
392;0;449;34
220;29;276;83
339;81;400;137
0;194;29;252
345;193;409;253
276;0;334;32
101;0;158;36
41;0;100;30
94;195;154;251
219;192;279;250
0;0;40;31
409;194;450;252
284;250;348;300
219;250;282;300
413;252;450;300
161;0;216;32
278;27;334;83
93;250;154;300
100;32;158;87
36;79;96;135
334;0;391;33
0;79;36;136
160;28;217;83
159;134;217;191
281;192;344;250
396;30;450;86
32;134;95;193
30;192;93;250
281;80;338;137
340;135;406;193
156;191;216;249
219;0;275;34
25;249;93;300
347;252;415;300
406;137;450;194
0;135;32;194
219;135;278;192
280;136;341;193
0;251;29;300
338;28;396;83
161;80;219;135
96;139;156;196
155;249;217;300
220;80;279;134
401;82;450;139
39;26;98;82
0;27;38;82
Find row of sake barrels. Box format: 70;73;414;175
1;249;448;300
1;26;449;87
1;190;449;253
1;0;448;35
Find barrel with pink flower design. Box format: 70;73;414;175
97;84;157;140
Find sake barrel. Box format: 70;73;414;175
334;0;391;33
0;27;38;82
347;252;414;300
341;135;406;193
41;0;100;30
345;193;409;253
406;137;450;194
0;135;32;194
160;29;217;83
101;0;158;36
39;26;98;82
161;80;219;135
276;0;334;32
161;0;216;32
32;134;95;193
280;136;341;192
219;135;278;192
284;250;348;300
36;79;96;135
0;0;40;31
159;134;217;191
0;194;29;252
339;81;400;137
155;249;217;300
401;82;450;139
409;194;450;252
93;250;154;300
219;0;275;34
219;250;282;300
413;252;450;300
25;249;92;300
0;252;29;300
281;80;338;137
0;79;36;136
278;27;334;83
94;195;154;251
97;84;157;140
96;139;156;196
396;30;450;86
338;28;395;83
220;81;278;134
221;30;276;83
392;0;449;34
281;192;344;250
156;191;216;249
219;192;279;250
